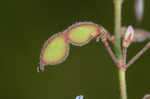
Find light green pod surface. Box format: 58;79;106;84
42;34;69;65
66;23;99;46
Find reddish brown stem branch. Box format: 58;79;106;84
126;42;150;68
123;47;127;67
106;34;114;43
102;38;121;68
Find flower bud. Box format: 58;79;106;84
135;0;144;23
121;27;150;42
123;26;134;48
143;94;150;99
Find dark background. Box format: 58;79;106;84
0;0;150;99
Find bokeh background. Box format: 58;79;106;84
0;0;150;99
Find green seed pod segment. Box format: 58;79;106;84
40;33;69;72
65;22;101;46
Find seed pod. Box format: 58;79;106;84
40;33;69;72
65;22;101;46
121;27;150;42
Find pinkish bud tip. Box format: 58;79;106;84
129;26;134;35
123;25;134;48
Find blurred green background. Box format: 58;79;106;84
0;0;150;99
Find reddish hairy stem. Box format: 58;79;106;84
123;47;127;67
102;38;121;68
126;42;150;68
106;34;114;43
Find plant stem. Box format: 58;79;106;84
114;0;123;60
119;68;127;99
114;0;127;99
102;39;120;68
126;42;150;68
106;34;114;43
123;47;127;67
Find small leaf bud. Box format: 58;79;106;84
123;26;134;48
